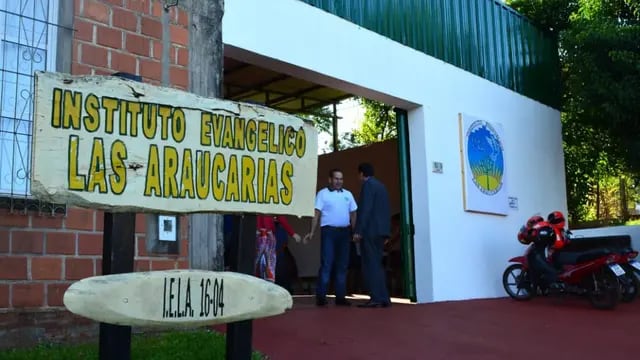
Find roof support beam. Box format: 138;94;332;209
266;85;325;106
225;74;290;99
297;94;354;112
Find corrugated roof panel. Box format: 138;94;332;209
299;0;561;109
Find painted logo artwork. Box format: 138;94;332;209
466;120;504;196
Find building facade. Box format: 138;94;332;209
0;0;566;347
221;0;566;302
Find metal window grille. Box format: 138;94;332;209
0;0;65;215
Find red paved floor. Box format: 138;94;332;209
224;295;640;360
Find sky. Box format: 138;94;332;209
317;98;364;154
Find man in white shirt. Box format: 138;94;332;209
305;169;358;306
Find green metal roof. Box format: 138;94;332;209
299;0;561;109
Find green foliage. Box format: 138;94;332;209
351;97;396;145
306;97;397;152
0;330;265;360
299;107;359;152
297;108;333;135
506;0;579;35
507;0;640;222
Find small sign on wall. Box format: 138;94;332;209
158;215;177;242
432;161;443;174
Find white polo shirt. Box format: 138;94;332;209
314;187;358;227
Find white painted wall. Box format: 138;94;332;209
223;0;566;303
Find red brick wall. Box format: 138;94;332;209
72;0;189;88
0;0;190;313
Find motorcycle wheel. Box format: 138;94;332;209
620;265;639;303
588;267;621;310
502;264;533;301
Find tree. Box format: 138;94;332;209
562;2;640;171
301;97;398;151
506;0;578;36
507;0;640;222
352;97;397;144
299;107;334;135
298;107;357;152
189;0;226;271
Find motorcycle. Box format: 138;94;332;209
503;242;625;310
565;234;640;303
614;248;640;302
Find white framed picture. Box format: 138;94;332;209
458;113;508;216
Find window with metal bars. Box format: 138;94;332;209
0;0;65;214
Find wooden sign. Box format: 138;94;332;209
31;71;318;216
63;270;293;327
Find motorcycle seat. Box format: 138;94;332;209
553;248;612;266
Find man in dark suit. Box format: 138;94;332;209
353;163;391;308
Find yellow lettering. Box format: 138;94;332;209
67;135;85;191
212;114;224;147
212;153;226;201
295;127;307;158
83;94;100;132
268;122;278;154
158;105;172;140
87;138;107;193
51;88;62;127
195;150;211;199
142;103;157;139
62;90;82;129
234;118;245;150
144;145;161;196
119;99;128;135
128;102;142;137
280;161;293;205
257;121;268;152
278;125;286;154
109;140;127;195
102;97;118;134
225;155;240;201
180;149;194;199
200;112;212;146
222;116;234;148
172;108;186;142
241;156;256;203
246;120;257;151
284;126;295;156
163;146;179;198
257;157;265;203
265;159;279;204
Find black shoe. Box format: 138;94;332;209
335;298;352;307
316;298;327;307
357;301;391;308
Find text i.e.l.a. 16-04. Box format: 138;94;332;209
162;276;224;319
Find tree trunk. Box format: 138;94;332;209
596;177;600;219
620;176;629;220
188;0;225;271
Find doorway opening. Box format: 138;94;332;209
222;55;417;302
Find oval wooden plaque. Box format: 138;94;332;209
63;270;293;327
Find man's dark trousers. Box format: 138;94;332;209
316;226;351;301
361;235;390;303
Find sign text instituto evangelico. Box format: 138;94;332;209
32;72;318;216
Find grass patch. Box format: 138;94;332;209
0;330;265;360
